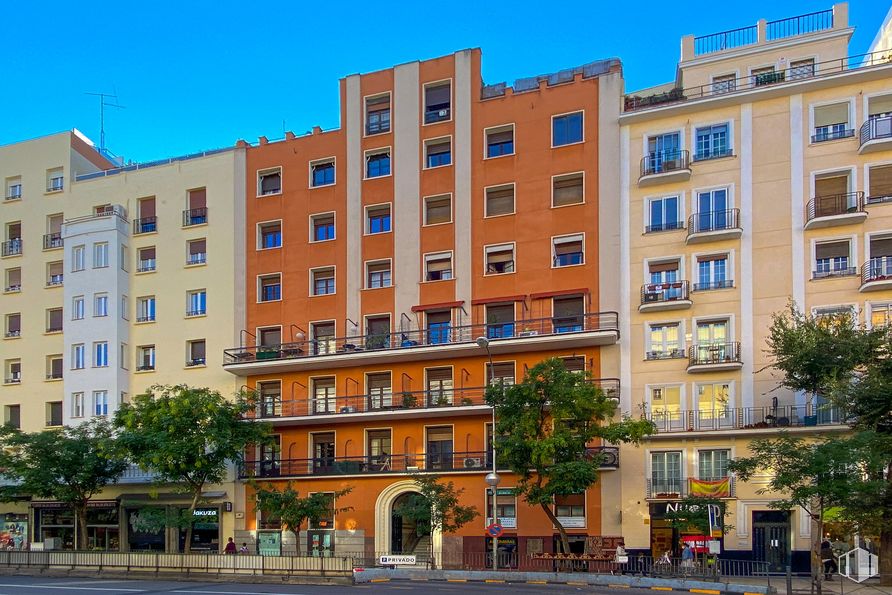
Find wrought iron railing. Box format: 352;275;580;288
688;342;741;367
1;239;22;257
647;405;845;433
861;256;892;285
807;192;864;221
133;216;157;234
687;209;740;235
183;207;208;227
692;280;734;291
240;451;493;479
860;115;892;148
640;150;690;178
43;233;62;250
640;281;690;305
694;25;757;55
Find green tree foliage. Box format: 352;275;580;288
0;419;127;549
486;358;654;553
252;482;352;547
395;473;479;566
114;384;271;553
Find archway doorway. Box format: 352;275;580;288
390;492;420;554
375;480;442;562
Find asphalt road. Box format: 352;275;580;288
0;576;663;594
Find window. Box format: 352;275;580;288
696;254;730;290
184;188;207;226
4;268;21;292
365;94;391;135
752;66;783;86
711;74;736;94
646;132;682;174
486;303;515;339
425;138;451;168
553;112;583;147
47;308;63;333
694;188;730;231
553;234;584;267
365;149;391;178
554;494;585;521
424;195;452;225
312;377;336;414
310;159;335;187
366;205;391;234
695;123;731;160
366;260;392;289
72;393;84;418
258;168;282;196
93;342;108;367
187;339;206;366
259;274;282;302
426;311;451;345
813;103;852;142
72;245;85;272
648;323;683;359
94;391;109;417
699;449;730;480
312;321;336;355
790;58;816;80
308;492;337;529
311;267;335;296
486;126;514;158
120;245;128;271
46;167;63;192
425;252;452;281
3;222;22;257
45;214;63;249
257;381;281;417
187;239;207;265
697;382;731;417
365;315;391;349
137;345;155;371
311;213;335;242
136;296;156;323
870;302;892;328
137;247;156;272
552;173;583;207
424;82;451;123
94;293;109;317
4;359;20;384
425;425;454;469
4;313;20;338
553;295;584;333
485;184;514;217
867;164;892;204
563;356;586;373
46;261;63;286
258;327;282;348
486;361;515;386
485;244;515;275
187;290;207;317
647;196;680;232
651;451;683;493
135;197;157;234
92;242;109;268
814;305;856;326
72;344;85;370
366;429;392;470
120;343;128;369
812;172;854;217
366;372;393;409
5;176;22;200
814;240;853;278
258;221;282;249
46;402;63;427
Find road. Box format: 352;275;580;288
0;576;663;594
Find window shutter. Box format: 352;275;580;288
427;311;451;325
869;165;892;198
427;140;450;155
367;317;390;335
367;372;391;390
313;323;335;339
486;248;514;264
488;130;513;145
139;198;156;217
553;296;584;317
427;257;451;272
816;241;849;259
261;172;280;193
554;239;582;256
189;188;207;209
490;362;514;379
426;197;451;224
190;239;206;254
191;341;206;360
649;260;679;273
141;247;156;260
814;103;849;127
367;95;389;112
486;186;514;216
870;237;892;257
815;175;849;197
486;304;514;323
426;368;452;382
553;174;584;206
425;84;450;106
697;253;727;263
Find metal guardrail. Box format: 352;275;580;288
241;451;494;479
224;311;619;366
694;25;758;55
183;207;208;227
766;9;833;40
647;405;845;433
74;148;232;182
687;209;740;235
807;192;864;222
861;256;892;286
1;239;22;257
860;115;892;148
43;233;62;249
133;216;157;234
688;342;741;367
641;281;690;306
640;150;690;178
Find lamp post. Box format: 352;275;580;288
476;336;500;571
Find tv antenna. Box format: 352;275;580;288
85;91;125;155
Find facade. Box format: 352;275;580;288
0;132;247;551
619;3;892;571
226;49;624;561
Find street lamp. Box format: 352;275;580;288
476;336;501;571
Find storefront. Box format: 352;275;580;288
649;503;724;558
0;514;28;550
178;507;221;552
31;501;119;550
126;507;166;551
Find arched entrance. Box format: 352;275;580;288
375;480;442;562
390;492;419;554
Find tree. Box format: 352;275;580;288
252;482;352;551
394;473;479;567
486;358;654;554
114;384;271;553
0;419;127;550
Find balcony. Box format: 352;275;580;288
639;150;691;186
859;115;892;154
186;253;207;266
639;281;691;312
686;209;742;243
1;239;22;257
133;217;157;235
4;375;21;385
860;257;892;291
223;311;619;374
118;463;161;484
137;259;156;273
43;233;63;250
805;192;866;230
645;348;686;361
687;341;742;372
693;280;734;291
586;445;619;469
247;379;621;424
811;128;855;143
45;274;63;287
647;404;845;434
183;207;208;227
240;450;493;479
646;477;737;500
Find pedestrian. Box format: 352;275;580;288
821;539;837;580
681;543;695;570
224;537;237;555
239;543;249;554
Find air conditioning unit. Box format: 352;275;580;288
599;450;619;468
463;457;484;469
340;406;357;414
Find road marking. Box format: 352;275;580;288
527;580;547;584
485;579;505;583
370;578;391;583
0;586;145;593
567;581;588;586
651;587;674;591
744;592;764;595
690;590;721;594
446;579;467;582
171;591;309;595
609;585;632;588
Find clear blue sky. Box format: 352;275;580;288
1;1;888;162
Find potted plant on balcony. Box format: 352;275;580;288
401;392;417;409
460;396;474;406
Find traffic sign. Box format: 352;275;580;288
486;523;504;538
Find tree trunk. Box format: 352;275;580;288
75;502;88;551
880;527;892;586
183;489;202;554
540;503;570;554
812;506;824;595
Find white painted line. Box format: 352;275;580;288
0;585;145;592
171;591;308;595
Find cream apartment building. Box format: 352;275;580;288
0;131;247;551
618;3;892;571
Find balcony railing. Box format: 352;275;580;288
860;115;892;148
641;281;690;306
46;274;63;287
118;463;160;484
240;450;493;479
224;311;619;365
625;49;892;112
813;265;857;279
694;25;757;56
43;233;62;250
186;253;207;266
640;150;690;178
1;239;22;257
861;256;892;286
647;405;845;433
133;216;157;235
645;221;683;233
183;207;208;227
248;379;621;420
811;127;855;143
687;209;740;235
688;341;741;367
424;105;451;124
646;477;737;499
693;280;734;291
807;192;864;221
693;147;734;161
137;259;156;273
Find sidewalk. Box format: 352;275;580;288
731;576;892;595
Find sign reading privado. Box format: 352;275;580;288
379;554;417;565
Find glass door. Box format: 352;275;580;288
697;188;728;231
312;433;335;474
648;133;680;173
697;320;728;362
650;451;682;495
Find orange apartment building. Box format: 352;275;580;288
223;49;626;563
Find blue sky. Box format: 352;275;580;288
1;1;888;162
